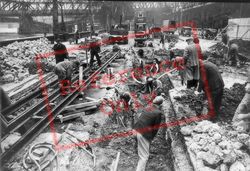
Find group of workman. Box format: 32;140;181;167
111;36;250;171
0;34;249;171
52;37;101;93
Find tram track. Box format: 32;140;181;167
1;50;121;163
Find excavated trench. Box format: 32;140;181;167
8;46;248;171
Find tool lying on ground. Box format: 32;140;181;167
65;130;96;167
110;152;120;171
23;142;58;171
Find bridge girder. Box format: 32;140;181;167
132;2;170;9
0;0;91;16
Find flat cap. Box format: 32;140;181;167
186;37;194;42
147;77;154;82
153;96;164;105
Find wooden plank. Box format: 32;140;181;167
113;152;120;171
85;96;98;101
111;152;120;171
64;101;100;110
57;112;85;123
81;106;98;112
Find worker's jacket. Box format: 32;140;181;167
184;43;201;81
133;107;162;142
184;43;200;67
53;43;68;64
198;60;224;93
90;42;101;54
54;61;74;80
132;57;144;79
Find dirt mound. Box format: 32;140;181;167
174;90;205;116
220;83;245;122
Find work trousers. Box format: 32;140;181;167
187;79;199;89
186;65;200;89
228;50;238;66
90;52;101;67
136;133;150;171
209;88;223;118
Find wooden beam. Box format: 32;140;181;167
85;96;98;101
111;152;120;171
64;100;100;110
57;112;84;123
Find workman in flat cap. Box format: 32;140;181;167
54;60;80;95
133;95;164;171
183;37;200;89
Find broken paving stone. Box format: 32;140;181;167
223;152;237;165
203;143;214;152
234;149;244;159
208;125;221;136
197;138;208;147
244;139;250;149
180;125;193;136
222;149;231;155
218;140;231;150
192;133;205;142
212;133;222;143
189;142;203;153
232;142;243;150
229;161;246;171
237;133;250;143
210;146;224;158
220;164;229;171
197;151;222;169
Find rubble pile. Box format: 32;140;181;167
0;38;54;83
154;49;169;57
174;90;206;115
206;42;227;63
220;83;245;122
181;120;250;171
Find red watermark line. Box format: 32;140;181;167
35;20;216;151
56;114;211;151
35;56;59;146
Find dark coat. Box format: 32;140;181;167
198;60;224;92
133;108;162;142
